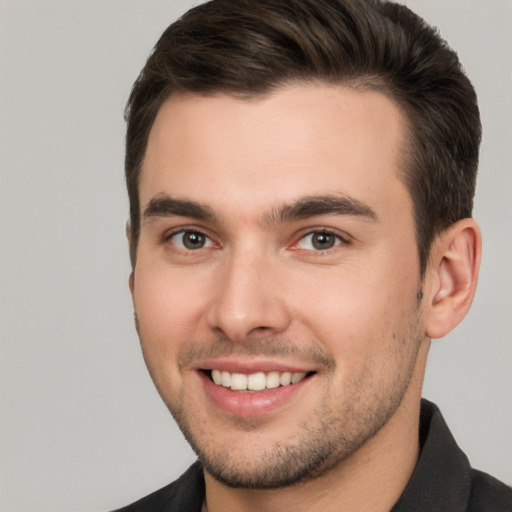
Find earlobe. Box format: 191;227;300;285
424;219;481;339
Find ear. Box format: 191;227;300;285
126;221;136;296
129;271;135;296
125;220;132;242
126;222;138;330
128;271;140;335
126;220;137;270
424;218;481;339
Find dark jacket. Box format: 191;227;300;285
113;400;512;511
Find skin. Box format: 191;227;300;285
130;84;481;512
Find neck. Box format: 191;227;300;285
203;357;426;512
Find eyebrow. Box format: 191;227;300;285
265;195;378;225
143;195;218;222
142;193;377;226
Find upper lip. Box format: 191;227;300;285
192;358;315;374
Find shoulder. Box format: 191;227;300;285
111;462;205;512
392;400;511;512
467;469;512;512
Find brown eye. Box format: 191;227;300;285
170;231;213;250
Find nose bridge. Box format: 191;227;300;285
206;242;290;341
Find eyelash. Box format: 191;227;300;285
165;228;216;251
164;227;349;253
292;228;349;252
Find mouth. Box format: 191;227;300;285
206;369;314;391
195;360;318;417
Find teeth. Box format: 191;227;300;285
247;372;266;391
266;371;281;389
221;371;231;387
210;369;309;391
291;372;307;384
230;373;248;391
279;372;292;386
212;369;222;385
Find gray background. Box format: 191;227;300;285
0;1;510;511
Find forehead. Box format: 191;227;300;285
140;84;410;222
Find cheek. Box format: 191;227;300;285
132;266;209;362
132;267;212;406
292;256;420;359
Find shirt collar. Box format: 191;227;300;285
391;399;472;511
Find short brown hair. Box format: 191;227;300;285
125;0;481;275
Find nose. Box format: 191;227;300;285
205;249;292;342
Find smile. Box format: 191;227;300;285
210;370;308;391
199;364;316;417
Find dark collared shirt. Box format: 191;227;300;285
113;400;512;511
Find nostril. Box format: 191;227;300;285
251;325;272;333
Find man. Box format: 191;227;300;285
114;0;512;510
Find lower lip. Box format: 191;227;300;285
200;371;311;417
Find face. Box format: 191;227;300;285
131;84;426;488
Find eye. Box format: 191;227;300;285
296;231;344;251
168;230;214;250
